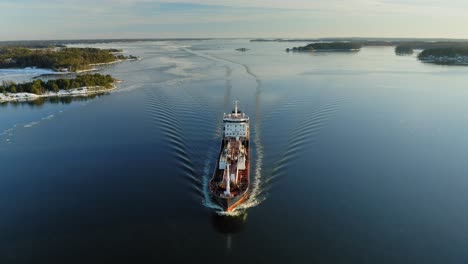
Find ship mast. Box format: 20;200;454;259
234;100;239;115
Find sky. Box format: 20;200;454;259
1;0;468;40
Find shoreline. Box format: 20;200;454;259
75;68;98;73
56;58;138;74
419;57;468;65
0;58;139;77
287;48;361;52
88;58;137;66
0;83;116;103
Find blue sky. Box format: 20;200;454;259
1;0;468;40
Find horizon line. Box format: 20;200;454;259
2;36;468;42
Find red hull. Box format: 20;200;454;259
209;138;250;212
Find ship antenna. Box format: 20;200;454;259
234;100;239;115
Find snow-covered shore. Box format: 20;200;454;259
75;68;98;73
0;84;116;103
39;58;138;74
89;58;138;66
0;58;139;82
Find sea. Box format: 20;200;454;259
1;39;468;263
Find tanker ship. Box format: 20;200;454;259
210;101;250;212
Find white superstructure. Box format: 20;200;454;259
223;101;249;140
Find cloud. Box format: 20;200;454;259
1;0;468;40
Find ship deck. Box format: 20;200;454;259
210;138;249;199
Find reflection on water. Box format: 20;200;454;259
211;212;247;235
211;212;248;250
0;94;108;108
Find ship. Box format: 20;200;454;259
210;101;250;212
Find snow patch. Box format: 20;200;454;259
0;84;116;103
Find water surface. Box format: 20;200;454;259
1;40;468;263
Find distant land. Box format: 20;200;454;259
395;45;414;55
251;37;468;45
1;37;468;82
249;37;468;65
286;42;362;52
3;37;468;49
0;39;213;48
253;38;395;46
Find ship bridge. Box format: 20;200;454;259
223;101;249;139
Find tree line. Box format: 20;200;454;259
286;42;362;52
418;47;468;59
0;47;132;72
395;45;414;55
0;74;115;94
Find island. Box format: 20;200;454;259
251;38;288;42
253;38;397;46
286;42;362;52
395;45;414;55
0;47;137;73
418;47;468;65
0;73;117;103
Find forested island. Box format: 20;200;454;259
286;42;362;52
0;47;137;72
395;45;414;55
390;41;468;63
278;38;468;65
418;47;468;65
0;74;116;102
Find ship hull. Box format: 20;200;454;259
212;191;249;212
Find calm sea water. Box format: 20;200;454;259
2;40;468;263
